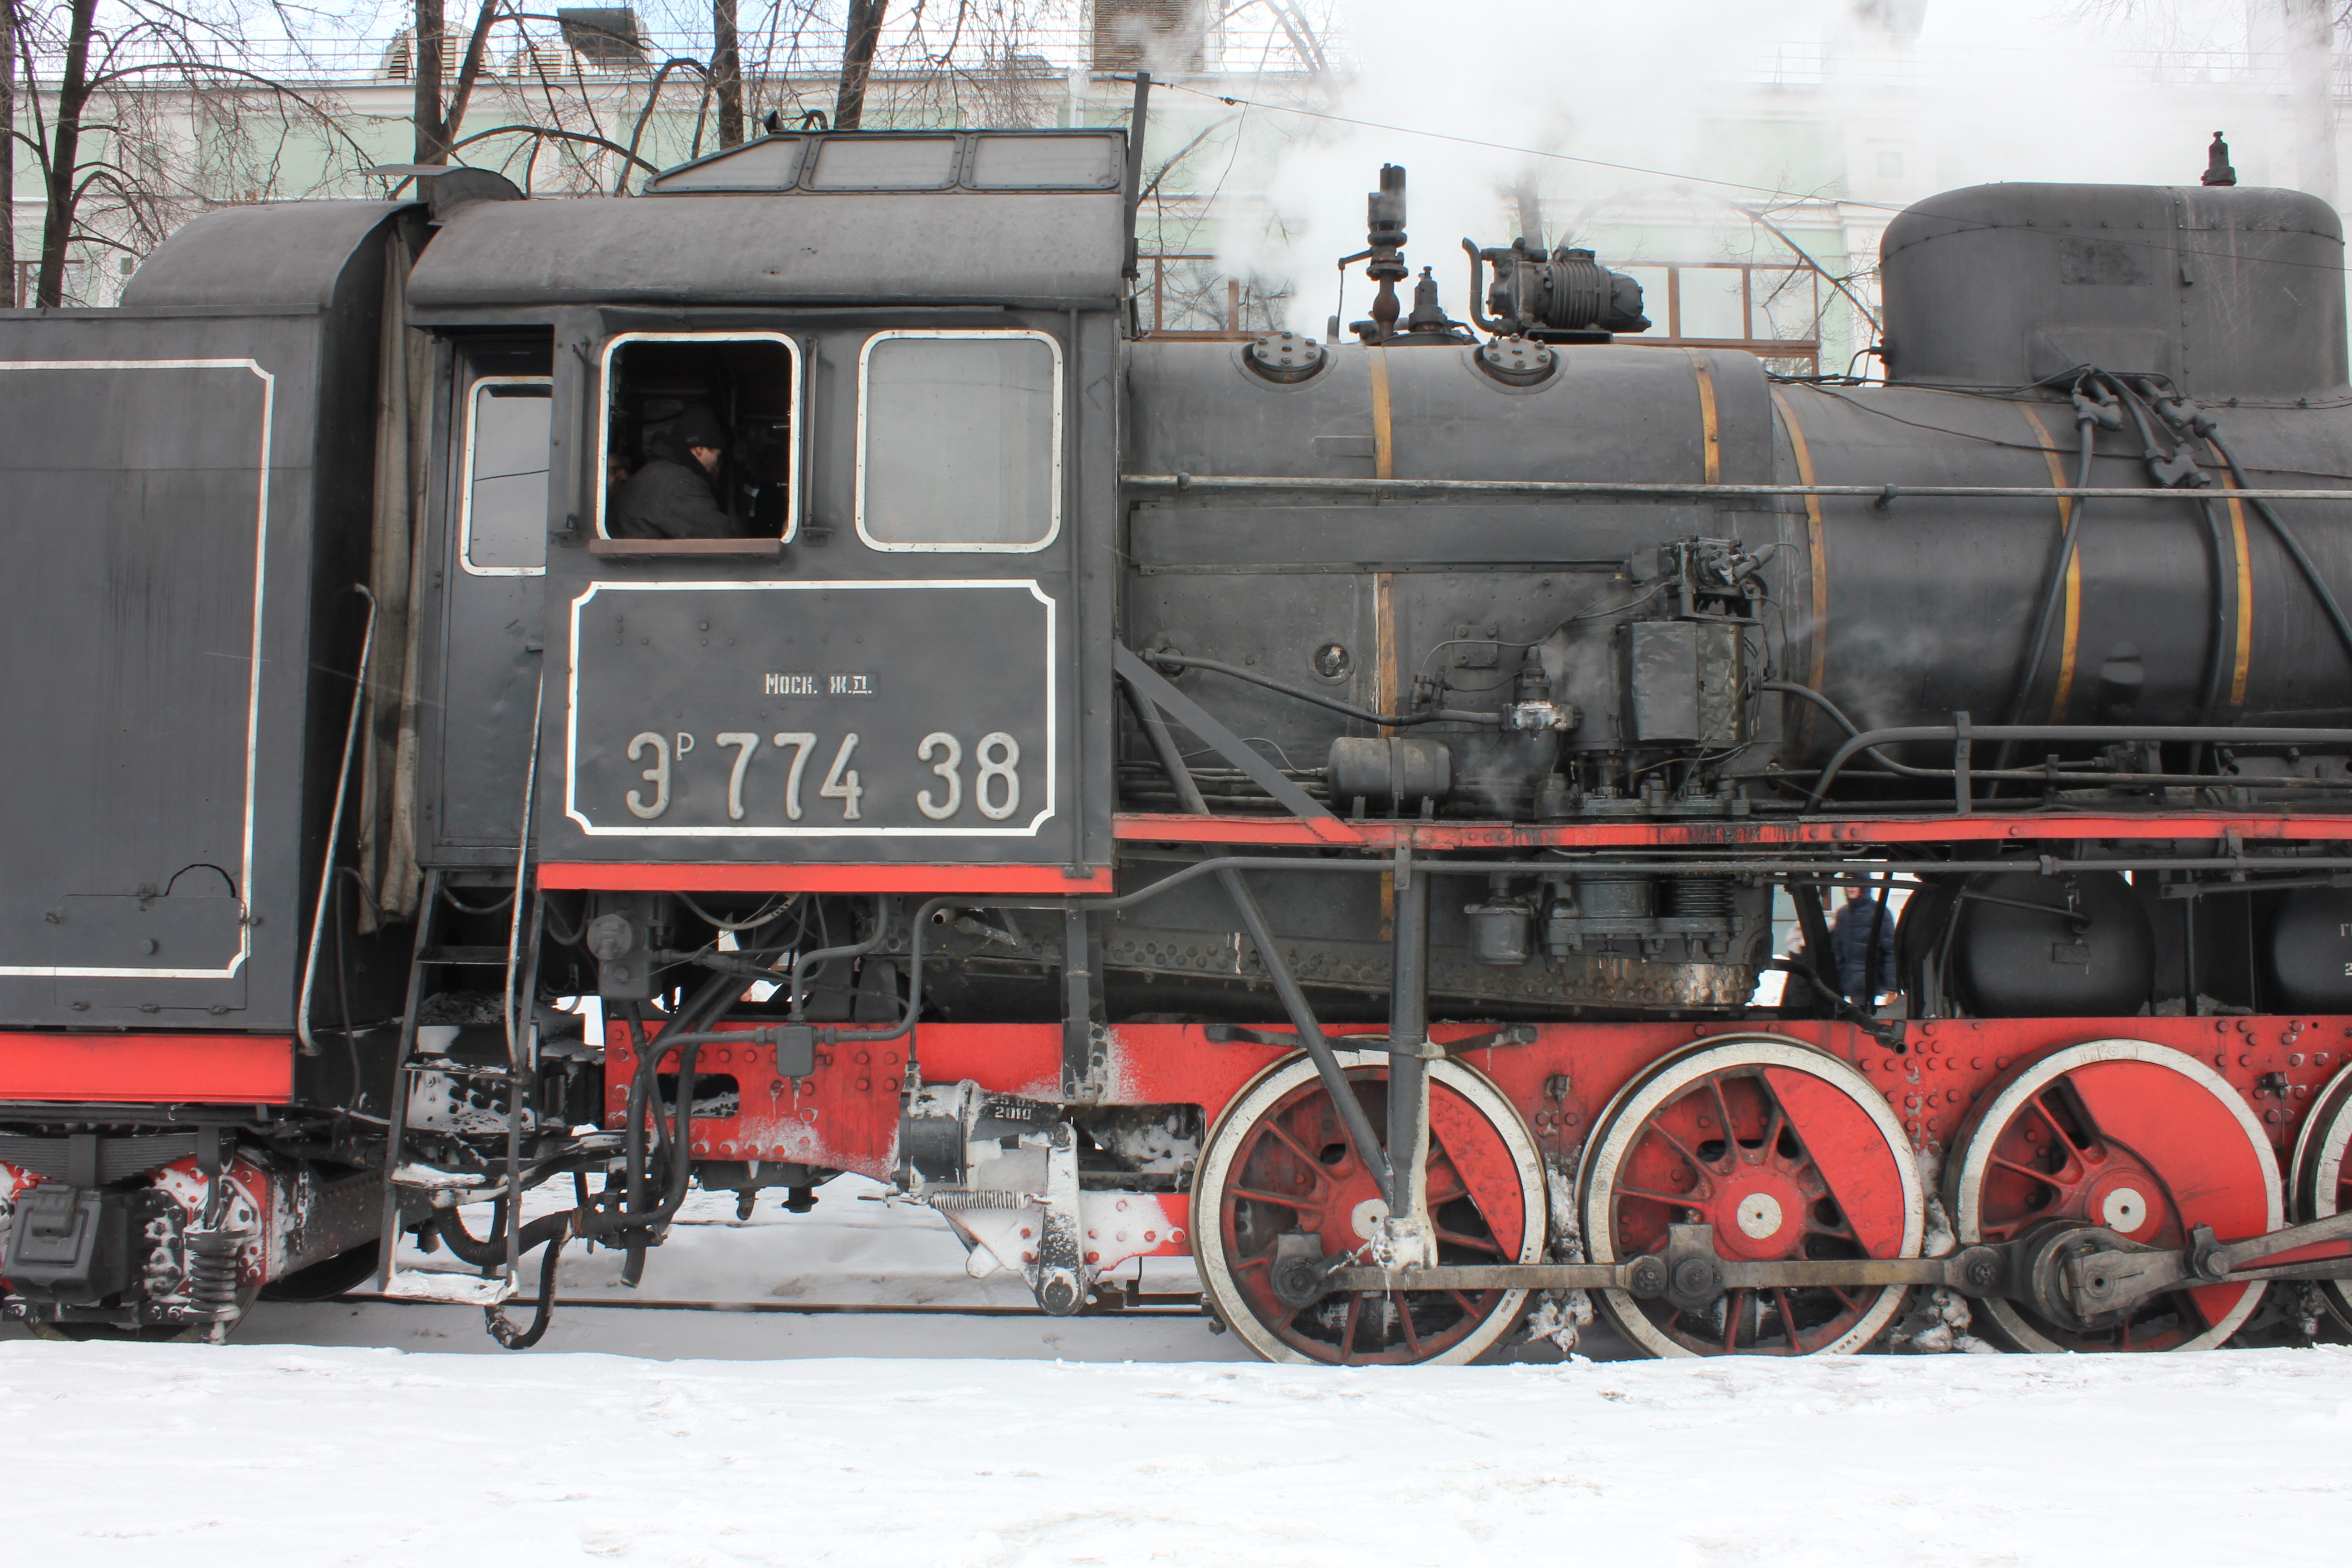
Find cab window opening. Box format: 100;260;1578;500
460;376;552;575
598;333;800;542
855;328;1062;553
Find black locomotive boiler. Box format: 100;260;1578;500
7;120;2352;1364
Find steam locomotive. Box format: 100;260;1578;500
5;116;2352;1364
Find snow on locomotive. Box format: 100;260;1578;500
5;118;2352;1362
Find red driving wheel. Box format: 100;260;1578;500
1578;1036;1924;1357
1192;1051;1546;1366
1949;1039;2281;1352
2287;1063;2352;1332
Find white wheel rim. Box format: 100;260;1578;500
1951;1038;2281;1352
1192;1049;1546;1366
2291;1064;2352;1220
1577;1034;1924;1359
2288;1064;2352;1323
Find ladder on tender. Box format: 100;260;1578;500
375;675;549;1306
372;868;548;1305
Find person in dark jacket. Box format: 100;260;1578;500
1828;886;1898;1005
608;405;734;539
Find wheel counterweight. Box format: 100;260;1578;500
1948;1039;2281;1352
1192;1051;1545;1365
1578;1036;1924;1357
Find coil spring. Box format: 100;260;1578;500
1664;876;1735;921
183;1228;245;1322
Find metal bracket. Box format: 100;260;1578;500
1113;644;1362;843
1031;1123;1086;1315
1202;1024;1536;1056
1329;1231;2013;1298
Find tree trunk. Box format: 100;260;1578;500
834;0;886;131
416;0;500;168
714;0;743;148
440;0;501;162
35;0;97;308
413;0;445;162
0;0;16;306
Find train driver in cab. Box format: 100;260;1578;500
609;404;735;539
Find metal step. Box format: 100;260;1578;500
380;1264;517;1306
418;946;513;966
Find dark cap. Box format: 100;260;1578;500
671;405;726;451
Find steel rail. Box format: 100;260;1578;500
332;1293;1204;1317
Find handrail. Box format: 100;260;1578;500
1124;473;2352;503
296;585;377;1060
1805;723;2352;810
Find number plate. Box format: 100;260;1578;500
564;579;1057;838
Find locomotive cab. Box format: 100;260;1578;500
401;129;1127;911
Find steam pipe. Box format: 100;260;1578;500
1118;71;1151;282
1806;723;2352;810
1461;238;1509;336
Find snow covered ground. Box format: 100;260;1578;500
6;1340;2351;1564
5;1183;2351;1564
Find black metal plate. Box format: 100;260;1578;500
560;578;1063;853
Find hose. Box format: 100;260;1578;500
2105;374;2230;764
2205;428;2352;669
1762;958;1903;1046
577;968;740;1284
2186;493;2233;774
483;1212;573;1350
435;1200;509;1268
788;897;892;1019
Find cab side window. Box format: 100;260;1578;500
856;329;1062;551
598;333;800;541
461;377;552;574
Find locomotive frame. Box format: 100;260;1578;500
8;114;2352;1362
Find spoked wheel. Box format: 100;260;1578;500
1578;1035;1923;1357
1949;1039;2280;1352
2287;1065;2352;1332
1193;1050;1545;1365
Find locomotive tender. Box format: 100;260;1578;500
9;113;2352;1362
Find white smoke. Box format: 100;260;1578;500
1205;0;2323;333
